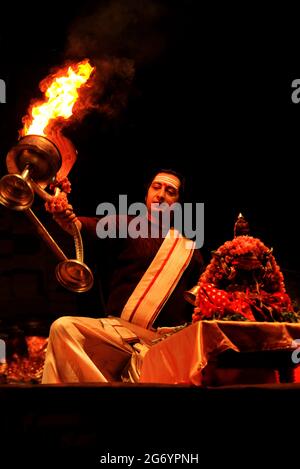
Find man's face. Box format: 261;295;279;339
145;172;181;215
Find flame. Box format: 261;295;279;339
22;59;94;136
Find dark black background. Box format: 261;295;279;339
1;2;300;461
1;1;300;320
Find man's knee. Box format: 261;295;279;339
49;316;75;337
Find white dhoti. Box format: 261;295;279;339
42;316;158;384
42;231;195;384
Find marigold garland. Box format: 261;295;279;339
44;176;71;213
193;235;299;323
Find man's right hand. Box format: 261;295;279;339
45;194;82;236
52;204;82;235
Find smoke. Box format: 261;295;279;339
66;0;168;65
64;0;169;119
78;56;135;119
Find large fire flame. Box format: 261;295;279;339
22;59;94;136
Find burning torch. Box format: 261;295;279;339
0;60;94;293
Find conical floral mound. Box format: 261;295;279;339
193;215;299;323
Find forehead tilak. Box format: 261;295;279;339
152;173;180;190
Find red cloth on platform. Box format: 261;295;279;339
193;282;294;322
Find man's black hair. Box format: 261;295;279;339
145;168;186;202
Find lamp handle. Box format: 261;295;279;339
31;180;84;263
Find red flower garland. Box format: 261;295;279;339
193;236;296;323
44;176;72;213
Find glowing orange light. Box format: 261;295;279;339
22;59;94;136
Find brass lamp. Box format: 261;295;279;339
0;134;94;293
